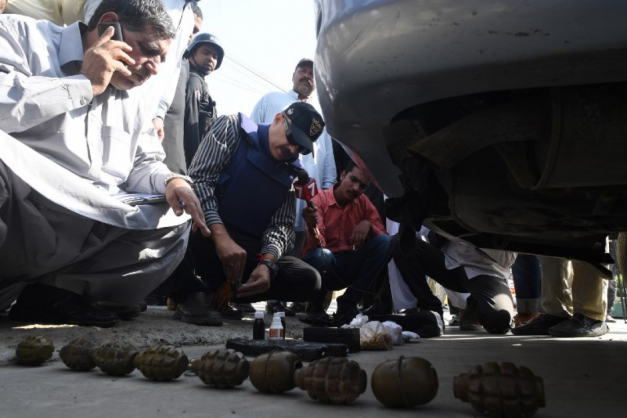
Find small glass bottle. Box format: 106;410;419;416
253;311;265;340
279;311;286;339
268;312;283;340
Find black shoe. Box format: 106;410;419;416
483;309;512;335
231;303;256;315
299;305;331;326
548;313;609;338
511;313;567;335
222;303;244;320
286;302;307;315
173;292;222;326
265;300;295;316
91;301;142;321
8;284;119;328
459;310;483;331
361;301;394;317
144;292;167;306
332;304;360;326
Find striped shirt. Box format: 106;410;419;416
188;114;296;259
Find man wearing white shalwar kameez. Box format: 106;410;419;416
0;0;209;326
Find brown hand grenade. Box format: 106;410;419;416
454;362;545;418
134;344;189;381
190;349;249;388
371;356;439;408
92;341;139;376
59;338;97;371
15;336;54;366
249;350;303;394
294;356;367;404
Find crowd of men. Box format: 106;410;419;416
0;0;612;338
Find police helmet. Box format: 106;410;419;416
184;33;224;70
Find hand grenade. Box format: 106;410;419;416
249;350;303;394
134;344;189;381
371;356;439;408
454;362;545;418
294;356;367;404
15;336;54;366
190;349;249;388
92;341;139;376
59;338;97;371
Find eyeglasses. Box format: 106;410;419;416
282;113;311;155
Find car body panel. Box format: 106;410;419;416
314;0;627;197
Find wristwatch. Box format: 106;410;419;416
258;259;279;279
164;173;193;187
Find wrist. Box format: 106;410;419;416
257;259;279;279
164;173;193;188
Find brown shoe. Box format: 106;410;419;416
514;312;541;327
459;309;483;331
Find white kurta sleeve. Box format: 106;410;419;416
0;20;93;133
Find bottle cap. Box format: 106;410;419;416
270;315;283;328
254;311;264;319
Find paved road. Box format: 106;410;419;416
1;306;626;418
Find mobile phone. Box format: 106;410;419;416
98;21;124;42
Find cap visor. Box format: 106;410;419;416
290;126;315;156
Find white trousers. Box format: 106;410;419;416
0;160;190;307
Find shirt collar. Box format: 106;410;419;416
328;183;342;207
59;22;87;72
289;89;310;102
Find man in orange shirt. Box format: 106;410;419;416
302;161;392;325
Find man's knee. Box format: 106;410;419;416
303;248;334;272
370;234;392;250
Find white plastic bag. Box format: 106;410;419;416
382;321;404;346
360;321;393;350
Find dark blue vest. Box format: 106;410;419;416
217;114;297;238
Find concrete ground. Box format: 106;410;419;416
1;304;626;418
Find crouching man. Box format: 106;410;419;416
301;161;393;325
0;0;210;327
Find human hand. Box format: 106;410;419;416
302;204;318;228
153;117;164;141
213;231;247;283
81;26;134;96
164;178;210;236
236;265;271;298
349;220;371;250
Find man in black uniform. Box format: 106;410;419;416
183;32;223;167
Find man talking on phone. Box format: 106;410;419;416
0;0;210;327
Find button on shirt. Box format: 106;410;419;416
302;185;387;255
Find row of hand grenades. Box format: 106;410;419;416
15;336;545;418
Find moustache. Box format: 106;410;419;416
299;77;313;85
279;146;296;160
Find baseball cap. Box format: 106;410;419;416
295;58;313;69
282;102;325;156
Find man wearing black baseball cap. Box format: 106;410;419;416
282;101;324;156
165;101;325;326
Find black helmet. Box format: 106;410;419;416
184;33;224;70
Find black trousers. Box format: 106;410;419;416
393;239;513;334
167;229;321;304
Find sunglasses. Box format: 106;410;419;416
283;113;311;155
